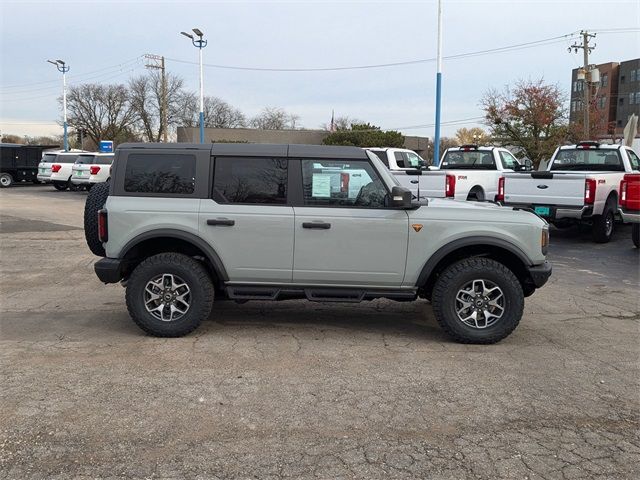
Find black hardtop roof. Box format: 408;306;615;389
117;142;368;159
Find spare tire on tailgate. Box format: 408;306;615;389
84;182;110;256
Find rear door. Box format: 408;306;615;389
198;155;294;283
292;157;409;286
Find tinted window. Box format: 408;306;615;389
441;150;496;170
95;155;114;165
213;157;287;204
42;153;57;164
124;153;196;194
394;152;407;168
301;159;388;208
551;149;623;172
76;155;96;165
370;150;389;167
55;154;78;164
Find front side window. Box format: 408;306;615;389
499;151;521;170
441;150;496;170
301;159;388;208
213;157;287;204
124;153;196;194
551;149;623;172
626;150;640;171
405;151;425;168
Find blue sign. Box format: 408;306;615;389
99;140;113;153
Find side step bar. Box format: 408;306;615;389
226;286;417;303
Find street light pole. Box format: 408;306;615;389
433;0;443;166
47;59;70;151
181;29;208;143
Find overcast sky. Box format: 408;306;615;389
1;0;638;140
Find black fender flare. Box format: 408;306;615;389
416;236;532;287
120;229;229;282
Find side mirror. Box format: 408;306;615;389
390;185;413;208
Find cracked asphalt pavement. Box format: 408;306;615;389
1;185;639;479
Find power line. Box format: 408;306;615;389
164;32;582;72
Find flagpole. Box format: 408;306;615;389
433;0;443;166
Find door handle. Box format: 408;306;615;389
207;218;235;226
410;180;419;184
302;222;331;229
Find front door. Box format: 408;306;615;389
199;156;294;283
292;158;409;286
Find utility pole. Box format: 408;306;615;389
144;54;168;142
569;31;596;138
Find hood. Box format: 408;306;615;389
410;198;546;226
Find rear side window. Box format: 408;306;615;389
124;153;196;194
213;157;287;204
42;154;57;163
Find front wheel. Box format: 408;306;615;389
126;253;214;337
431;257;524;344
633;223;639;248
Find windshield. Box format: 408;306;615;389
551;149;623;172
41;153;57;164
76;155;97;165
441;150;496;170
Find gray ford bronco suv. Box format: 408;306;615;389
84;143;551;343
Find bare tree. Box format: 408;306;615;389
250;107;298;130
128;71;185;142
322;115;362;131
175;94;246;129
64;83;138;145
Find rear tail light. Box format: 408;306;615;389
51;164;62;173
496;177;505;202
619;180;627;207
340;172;349;193
445;174;456;198
90;166;101;175
584;179;596;205
98;209;108;243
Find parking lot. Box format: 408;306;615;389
1;184;638;479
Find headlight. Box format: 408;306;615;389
541;227;549;255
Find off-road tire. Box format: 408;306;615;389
633;223;639;248
83;182;110;257
431;257;524;344
53;181;68;191
592;199;615;243
0;173;13;188
125;253;214;337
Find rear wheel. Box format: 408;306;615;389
125;253;214;337
0;173;13;188
633;223;639;248
592;199;615;243
83;182;110;256
53;181;68;191
466;187;485;202
431;257;524;344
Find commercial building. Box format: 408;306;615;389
569;58;640;138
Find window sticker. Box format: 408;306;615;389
311;173;331;197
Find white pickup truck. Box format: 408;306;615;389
501;142;640;243
438;145;528;201
367;147;446;202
